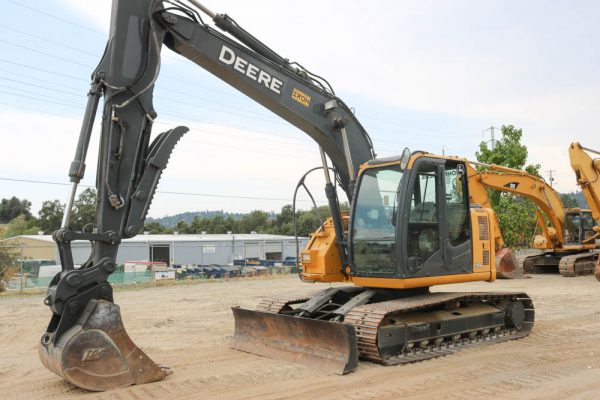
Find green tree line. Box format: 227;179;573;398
1;188;344;239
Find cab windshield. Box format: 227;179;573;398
351;166;404;274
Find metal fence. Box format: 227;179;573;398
0;243;296;294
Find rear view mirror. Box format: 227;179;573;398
400;148;411;170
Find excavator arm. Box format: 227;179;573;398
39;0;376;391
467;162;566;248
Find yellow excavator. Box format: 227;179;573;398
466;160;599;276
39;0;534;391
569;143;600;279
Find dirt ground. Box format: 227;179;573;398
1;274;600;400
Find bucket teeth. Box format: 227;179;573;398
38;299;169;391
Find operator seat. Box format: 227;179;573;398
411;202;437;223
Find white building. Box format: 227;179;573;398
10;233;308;266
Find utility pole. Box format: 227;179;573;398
545;169;556;187
482;126;499;150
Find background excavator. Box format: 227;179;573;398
39;0;534;391
568;143;600;280
466;159;600;276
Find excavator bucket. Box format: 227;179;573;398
495;247;525;279
230;307;358;374
38;299;170;391
594;255;600;282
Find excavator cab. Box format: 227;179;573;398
349;155;473;279
563;210;597;246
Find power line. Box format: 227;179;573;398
0;89;82;109
0;39;91;68
0;93;319;158
0;30;471;142
0;80;451;157
0;77;84;97
0;76;446;153
0;101;76;119
0;24;99;56
0;177;325;203
6;0;105;36
0;59;88;82
0;68;83;91
0;17;467;155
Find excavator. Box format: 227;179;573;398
466;161;600;276
568;143;600;280
38;0;534;391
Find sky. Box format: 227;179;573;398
0;0;598;219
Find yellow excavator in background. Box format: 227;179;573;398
569;143;600;280
40;0;535;390
466;160;599;276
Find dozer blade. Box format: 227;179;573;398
495;247;525;279
230;307;358;375
38;299;169;391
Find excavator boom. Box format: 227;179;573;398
39;0;377;390
569;143;600;280
570;143;600;221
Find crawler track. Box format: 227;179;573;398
518;251;600;276
558;250;600;277
257;291;535;365
345;292;534;365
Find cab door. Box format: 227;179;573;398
441;160;472;272
400;157;472;278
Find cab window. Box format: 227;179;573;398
352;166;403;274
407;163;440;263
444;162;470;246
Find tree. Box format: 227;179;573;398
189;215;209;233
560;193;583;209
0;197;32;223
3;215;42;238
208;215;228;233
476;125;541;247
476;125;541;175
173;220;192;234
70;188;97;231
270;205;295;235
38;200;65;234
0;247;17;292
238;210;270;233
143;221;166;234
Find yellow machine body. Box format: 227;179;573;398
300;153;499;288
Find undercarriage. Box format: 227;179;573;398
231;286;535;373
517;250;600;276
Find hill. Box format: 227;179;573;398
147;210;276;228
